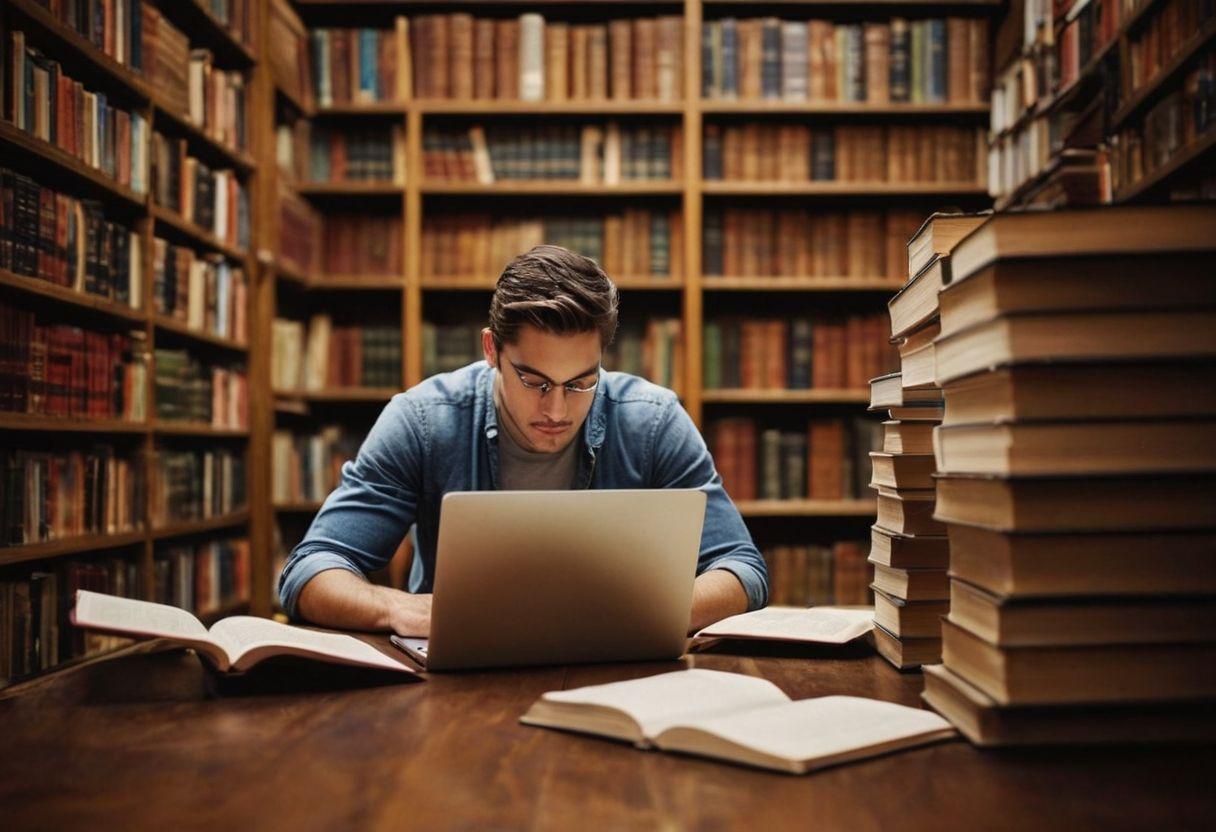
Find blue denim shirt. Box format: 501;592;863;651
277;361;769;620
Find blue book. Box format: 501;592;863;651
721;18;739;98
359;29;378;100
927;20;946;103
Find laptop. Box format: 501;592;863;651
390;488;707;671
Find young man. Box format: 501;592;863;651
278;245;768;635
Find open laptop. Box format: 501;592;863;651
390;488;706;671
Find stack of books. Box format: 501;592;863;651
868;212;987;671
916;204;1216;745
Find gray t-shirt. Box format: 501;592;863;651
496;416;580;491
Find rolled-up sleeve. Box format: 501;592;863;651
648;398;769;610
277;395;426;620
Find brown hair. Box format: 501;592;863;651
489;245;619;348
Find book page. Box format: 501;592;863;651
210;616;413;673
657;696;955;771
695;606;874;644
537;669;790;739
73;590;211;639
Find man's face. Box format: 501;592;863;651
483;324;602;454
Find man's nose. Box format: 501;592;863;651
541;387;569;421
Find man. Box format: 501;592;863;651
278;245;768;635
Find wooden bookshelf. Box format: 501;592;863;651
702;389;872;404
0;414;148;434
1114;128;1216;203
154;316;250;353
0;121;149;209
703;277;903;292
151;205;250;262
151;422;252;438
0;269;147;323
420;181;684;196
151;100;259;174
150;511;253;541
736;500;878;518
0;531;148;568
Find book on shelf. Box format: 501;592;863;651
275;181;320;276
309;24;404;106
322;213;403;276
422;322;483;378
412;13;683;102
273;317;401;391
150;447;244;527
709;417;880;503
71;590;418;676
702;123;985;185
1;445;144;546
14;0;144;71
153;238;248;343
603;318;684;396
272;426;360;505
1;554;141;687
151;131;250;251
521;669;954;774
422;210;681;280
701;16;988;104
186;49;247;153
154;536;251;619
424;122;682;184
268;0;312;110
1;299;147;421
196;0;258;49
153;348;247;428
701;208;920;281
693;606;874;646
0;167;143;306
142;3;191;115
5;30;150;194
762;541;872;607
309;124;405;184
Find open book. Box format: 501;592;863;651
521;669;955;774
71;591;418;676
693;606;875;645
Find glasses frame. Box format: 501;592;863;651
504;359;600;398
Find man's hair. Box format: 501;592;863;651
489;245;619;349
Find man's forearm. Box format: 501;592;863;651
296;568;403;631
689;568;749;633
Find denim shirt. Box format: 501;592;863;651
277;361;769;620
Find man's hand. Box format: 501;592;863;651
296;568;432;635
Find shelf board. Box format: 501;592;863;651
421;275;681;290
0;413;147;434
0;639;160;699
274;501;325;514
703;181;989;196
704;0;998;4
151;511;251;541
1114;128;1216;203
154;0;257;67
151;100;257;173
703;277;903;291
7;0;151;104
314;102;408;116
0;121;148;209
1111;19;1216;130
151;205;249;262
272;260;312;286
736;499;877;518
0;530;147;567
703;389;872;404
308;275;405;291
294;182;406;197
0;269;147;323
421;181;683;196
275;388;398;404
417;99;685;115
702;101;989;115
154;316;249;353
151;421;250;438
274;81;311;116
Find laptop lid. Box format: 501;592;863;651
424;489;706;671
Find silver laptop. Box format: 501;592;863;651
390;489;706;671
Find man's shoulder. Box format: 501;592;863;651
598;371;680;421
398;361;487;411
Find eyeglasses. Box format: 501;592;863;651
505;359;600;397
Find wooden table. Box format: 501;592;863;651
1;638;1213;831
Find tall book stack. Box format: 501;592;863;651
868;212;988;671
917;204;1216;745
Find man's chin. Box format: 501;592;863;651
530;425;570;448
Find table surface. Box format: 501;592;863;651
1;637;1213;832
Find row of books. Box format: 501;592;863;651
151;131;250;252
1;555;140;685
1;446;144;546
186;51;247;154
196;0;257;49
1125;0;1211;97
271;427;360;505
310;26;404;106
1111;47;1215;197
704;314;897;392
275;194;405;277
306;124;405;184
700;17;989;105
411;14;684;102
1056;0;1121;92
272;317;402;391
703;123;985;183
703;208;921;280
0;300;147;421
152;239;248;343
908;206;1216;746
142;3;191;116
154;537;251;619
422;211;682;279
149;447;245;527
422;322;481;378
30;0;144;71
153;348;247;428
708;417;880;502
0;167;143;307
6;31;150;194
603;319;684;397
423;123;681;183
763;541;871;608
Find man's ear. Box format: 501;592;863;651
481;328;497;368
